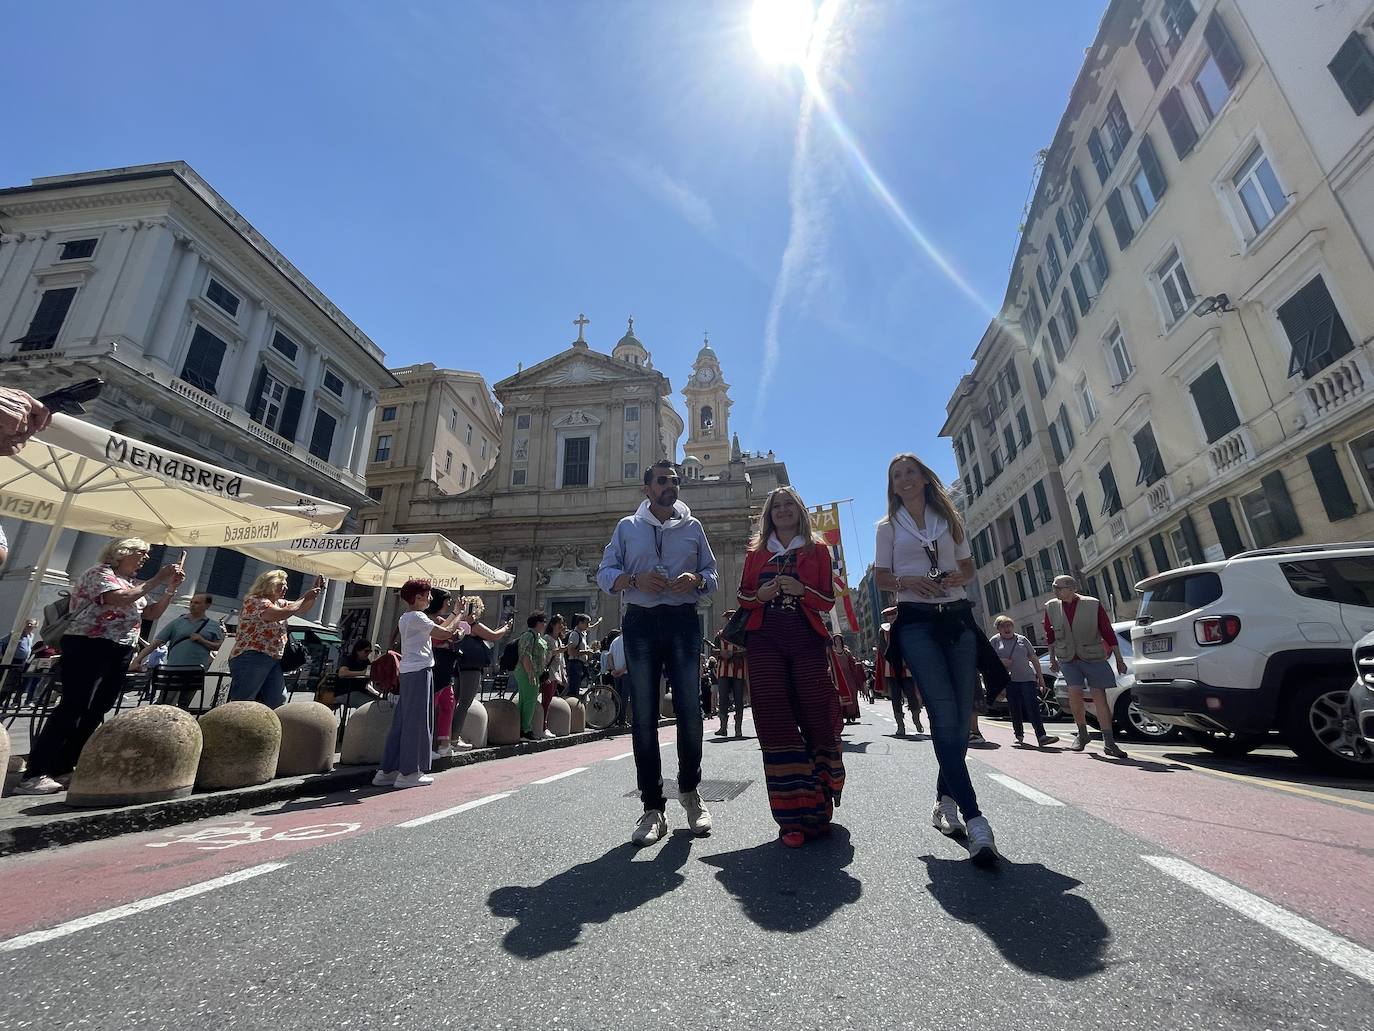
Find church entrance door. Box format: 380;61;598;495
548;596;589;630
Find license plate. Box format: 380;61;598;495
1142;635;1173;655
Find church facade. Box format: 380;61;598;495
351;319;789;641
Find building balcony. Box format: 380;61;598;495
1001;541;1023;565
1145;476;1173;516
1208;426;1253;476
1082;536;1099;563
1108;512;1128;542
1301;349;1371;426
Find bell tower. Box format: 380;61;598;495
682;334;732;477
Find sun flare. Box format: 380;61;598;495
749;0;816;67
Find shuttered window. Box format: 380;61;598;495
1104;94;1132;159
1003;424;1018;462
1056;210;1075;256
1138;134;1167;203
1057;405;1076;452
1204;13;1245;89
180;325;227;395
1133;423;1166;487
1036;266;1052;306
1046;236;1063;285
1099;463;1123;516
1179;514;1204;566
1033;481;1052;525
16;287;77;351
1088;227;1110;284
1060;291;1078;341
1089;133;1111;186
1005;359;1021;396
1149;533;1171;572
1115;558;1134;600
1208;499;1246;557
1188;363;1241;443
1330;32;1374;115
1136;22;1167;86
1049;423;1064;464
1047;317;1066;361
1070;266;1091;316
1160;88;1198;160
1032;358;1048;399
309;410;336;461
1131;546;1150;581
1277;275;1355;379
1020;494;1035;537
1162;0;1197;50
1241;471;1302;546
1016;406;1032;446
1021;292;1042;340
1068;169;1089;229
1307;445;1358;522
206;549;247;599
1075;494;1094;539
1106;190;1134;249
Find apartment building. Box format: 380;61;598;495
1000;0;1374;619
0;162;395;627
942;321;1083;640
853;563;884;659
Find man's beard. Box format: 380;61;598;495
657;489;677;507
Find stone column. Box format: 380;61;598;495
346;386;372;472
0;233;49;344
351;393;376;477
105;221;175;351
321;579;345;628
229;303;271;408
296;342;323;445
143;236;200;370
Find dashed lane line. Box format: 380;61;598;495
396;793;512;829
987;772;1064;806
531;767;588;785
1143;855;1374;987
0;862;289;953
607;751;635;761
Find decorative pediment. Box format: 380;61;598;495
495;348;664;394
552;409;602;428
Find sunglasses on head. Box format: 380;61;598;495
655;475;680;486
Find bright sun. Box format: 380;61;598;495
750;0;816;67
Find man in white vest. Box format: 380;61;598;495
1043;575;1129;758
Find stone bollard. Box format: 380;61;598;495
67;706;202;807
340;698;396;766
458;699;488;749
483;698;521;746
275;702;339;777
661;691;675;720
532;700;545;737
196;702;282;791
546;696;572;737
567;698;586;734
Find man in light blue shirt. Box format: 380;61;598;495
598;459;718;846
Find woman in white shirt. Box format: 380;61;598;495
374;579;463;789
874;452;998;865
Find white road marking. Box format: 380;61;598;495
1143;855;1374;986
987;773;1064;806
532;767;588;785
397;792;511;829
607;751;635;761
0;862;289;953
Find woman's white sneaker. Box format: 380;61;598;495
966;816;999;866
14;775;64;795
931;795;965;837
632;809;668;846
372;770;398;787
393;772;433;788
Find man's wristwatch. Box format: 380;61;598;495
627;573;639;589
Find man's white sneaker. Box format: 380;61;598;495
454;738;473;750
393;772;434;789
966;815;999;866
631;809;668;846
433;744;454;759
931;794;965;837
372;770;398;787
542;729;557;739
14;775;64;795
680;790;713;835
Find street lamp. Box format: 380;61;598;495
1192;293;1236;318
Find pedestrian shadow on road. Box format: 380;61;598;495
919;855;1110;980
487;830;694;959
699;824;862;933
1088;754;1188;774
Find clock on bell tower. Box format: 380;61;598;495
682;334;733;477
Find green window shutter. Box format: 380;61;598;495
1159;88;1198;160
1329;32;1374;115
1089;133;1111;185
1106;189;1134;249
18;287;78;350
1188;364;1241;443
1049;423;1064;464
1060;290;1078;339
1034;481;1051;524
1208;498;1246;556
1138;134;1168;200
247;365;269;423
1114;558;1134;600
1306;445;1358;522
1136;23;1167;86
1019;495;1035;537
1088;227;1110;283
1180;513;1204;564
1070;266;1091;315
1056;210;1074;254
278;387;305;441
1260;470;1302;540
1204;12;1245;88
1149;533;1171;572
1037;266;1052;306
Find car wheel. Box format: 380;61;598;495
1039;696;1063;721
1115;693;1177;741
1180;727;1266;757
1281;678;1374;778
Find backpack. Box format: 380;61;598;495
39;592;86;648
369;650;401;695
499;640;520;673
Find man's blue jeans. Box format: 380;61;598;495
895;620;981;820
622;603;703;812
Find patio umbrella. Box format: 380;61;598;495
0;413;350;664
238;532;515;640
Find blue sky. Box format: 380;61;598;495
3;0;1103;579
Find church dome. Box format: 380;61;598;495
697;333;715;360
612;316;650;366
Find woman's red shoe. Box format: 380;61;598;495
780;830;806;848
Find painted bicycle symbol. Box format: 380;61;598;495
145;820;360;850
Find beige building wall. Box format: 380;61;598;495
1000;0;1374;619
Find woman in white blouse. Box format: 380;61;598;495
874;452;998;865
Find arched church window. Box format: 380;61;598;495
701;406;714;433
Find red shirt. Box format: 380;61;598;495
1043;597;1118;660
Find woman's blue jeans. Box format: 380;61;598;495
228;649;287;708
895;621;981;819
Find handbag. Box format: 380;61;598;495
721;607;750;648
280;636;308;674
456;634;492;671
39;593;89;648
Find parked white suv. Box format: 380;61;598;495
1131;543;1374;778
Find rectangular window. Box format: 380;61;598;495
1240;470;1302;546
1278;275;1354;380
445;450;453;473
461;462;469;486
58;238;97;261
512;468;527;486
447;408;458;431
381;406;397;422
1149;533;1172;572
1203;13;1245;96
1208;499;1246;556
1307;445;1358;522
250;366;301;435
1057;404;1076;452
1099;463;1123;516
366;485;385;502
1033;480;1051;525
1087;227;1110;286
1075;493;1094;539
1076;377;1098;425
1019;494;1035;537
308;410;336;461
1039;548;1055;587
625;405;640;422
1330;32;1374;115
362;517;379;534
1002;424;1018;462
1105;326;1134;386
1046;236;1063;285
562;436;590;487
1037;267;1052;307
1016;406;1032;447
1004;359;1021;397
1068;168;1089;230
1049;423;1065;465
1056;210;1075;257
270;331;298;362
205;278;240;318
1047;317;1066;361
15;286;77;351
973;463;984;496
1032;358;1048;399
1188;363;1241;443
625;462;639;480
1169;526;1195;565
1160;88;1198;160
206;549;247;599
1231;145;1287;236
322;370;344;397
1155;248;1196;326
1107;189;1135;249
180;325;227;395
1129;135;1167;223
466;424;473;445
481;438;488;460
516;413;530;430
1060;291;1078;342
374;434;392;462
1161;0;1197;51
954;438;966;467
1136;22;1167;86
1022;292;1042;340
1115;558;1135;601
1192;51;1231;120
1015;569;1028;603
1133;423;1166;487
1071;266;1091;316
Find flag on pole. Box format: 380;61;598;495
810;502;858;633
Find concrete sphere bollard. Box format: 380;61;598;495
196;701;282;791
66;706;202;807
484;698;521;746
567;698;586;734
661;691;675;720
546;696;572;737
275;702;338;777
458;699;488;749
532;701;545;736
340;699;396;766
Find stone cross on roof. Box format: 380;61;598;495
573;312;590;343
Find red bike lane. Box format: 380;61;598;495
0;732;661;945
966;722;1374;949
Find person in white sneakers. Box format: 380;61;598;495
875;453;998;866
374;579;464;789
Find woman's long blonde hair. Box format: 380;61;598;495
749;485;827;552
246;569;288;599
886;453;965;545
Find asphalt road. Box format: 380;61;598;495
1;705;1371;1030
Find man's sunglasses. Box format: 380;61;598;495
654;475;681;486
